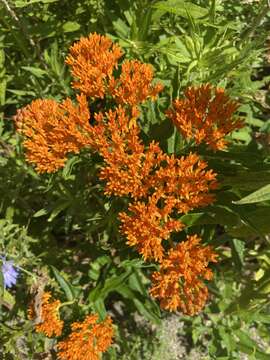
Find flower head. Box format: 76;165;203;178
120;194;184;262
66;33;123;98
1;257;19;288
14;94;91;173
57;314;114;360
167;84;244;150
150;235;218;315
110;60;163;118
28;291;63;337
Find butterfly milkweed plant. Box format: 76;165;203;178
1;1;270;357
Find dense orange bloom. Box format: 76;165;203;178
119;152;217;261
149;152;217;214
66;33;123;98
90;107;217;206
167;84;244;150
120;193;184;262
109;60;163;118
28;292;63;337
57;314;114;360
89;106;163;199
150;235;218;315
14;94;91;173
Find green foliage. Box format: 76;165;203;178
0;0;270;358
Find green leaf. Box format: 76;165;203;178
101;270;132;298
0;270;4;297
33;208;49;218
48;200;70;222
235;330;270;360
230;238;245;270
133;298;161;324
223;171;270;191
50;266;75;301
14;0;58;7
234;184;270;205
62;156;81;179
92;299;107;320
62;22;81;33
21;66;47;78
0;79;6;106
153;0;208;20
7;89;36;96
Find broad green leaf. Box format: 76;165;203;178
223;171;270;191
153;0;208;19
234;184;270;205
62;22;81;33
3;290;15;307
50;266;75;301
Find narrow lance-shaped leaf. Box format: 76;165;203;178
234;184;270;204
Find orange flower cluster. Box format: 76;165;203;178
57;314;114;360
119;153;217;262
66;33;123;98
86;106;217;263
88;107;164;199
109;60;164;118
14;94;91;173
15;33;163;173
14;33;229;316
120;195;184;262
167;84;244;150
150;235;218;314
28;292;63;337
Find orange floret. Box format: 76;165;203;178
28;292;63;337
66;33;123;98
150;235;218;315
167;84;244;150
109;60;163;118
57;314;114;360
14;94;91;173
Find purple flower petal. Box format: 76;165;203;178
1;258;19;288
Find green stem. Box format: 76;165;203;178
59;300;75;308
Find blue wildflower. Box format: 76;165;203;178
1;257;19;288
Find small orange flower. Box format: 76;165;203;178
66;33;123;98
14;94;91;173
28;292;63;337
109;60;163;118
57;314;114;360
167;84;244;150
150;235;218;315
